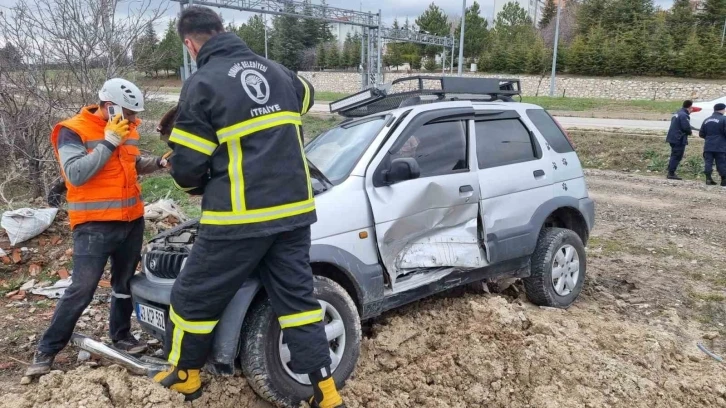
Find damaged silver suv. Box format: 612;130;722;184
130;76;594;407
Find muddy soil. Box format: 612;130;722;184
4;169;726;407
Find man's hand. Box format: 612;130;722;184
159;151;173;168
105;114;130;147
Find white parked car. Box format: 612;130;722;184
691;97;726;130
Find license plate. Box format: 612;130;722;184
136;303;166;331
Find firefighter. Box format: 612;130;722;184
152;7;345;407
699;103;726;186
25;78;169;377
665;100;695;180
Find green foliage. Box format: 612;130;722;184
236;15;267;57
327;42;341;69
416;3;450;58
539;0;558;28
699;0;726;28
667;0;696;49
454;2;489;58
157;20;183;75
133;25;158;76
424;57;437;71
271;4;304;71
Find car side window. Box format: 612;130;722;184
391;121;468;178
476;119;538;169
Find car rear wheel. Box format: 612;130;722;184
523;227;586;308
239;276;361;408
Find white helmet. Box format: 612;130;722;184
98;78;145;112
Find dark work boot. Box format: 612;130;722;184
308;367;346;408
706;174;718;185
112;334;148;355
25;350;56;377
667;172;682;180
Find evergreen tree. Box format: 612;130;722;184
602;0;655;32
271;4;304;71
416;3;450;59
157;20;183;75
577;0;607;35
0;43;22;68
316;42;327;69
328;42;341;69
424;57;437;71
237;15;267;57
350;33;362;68
539;0;558;29
454;1;489;58
675;33;704;77
667;0;697;49
650;16;675;76
133;24;158;76
699;0;726;28
527;36;548;74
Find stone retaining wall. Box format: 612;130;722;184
298;71;726;101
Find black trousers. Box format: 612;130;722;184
38;218;144;354
164;226;331;373
668;143;686;173
704;151;726;178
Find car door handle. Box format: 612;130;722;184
459;185;474;193
533;170;545;178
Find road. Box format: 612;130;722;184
152;94;671;131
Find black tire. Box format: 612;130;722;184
239;276;361;408
523;227;586;308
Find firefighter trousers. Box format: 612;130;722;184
164;226;331;373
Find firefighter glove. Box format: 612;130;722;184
105;114;130;147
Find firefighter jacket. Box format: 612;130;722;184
50;106;145;229
699;112;726;153
168;33;316;240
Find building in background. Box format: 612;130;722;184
330;17;362;48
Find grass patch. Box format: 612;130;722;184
690;291;726;302
522;96;680;114
303;115;341;142
315;91;350;102
571;130;707;179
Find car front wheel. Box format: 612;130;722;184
239;276;361;408
524;227;586;308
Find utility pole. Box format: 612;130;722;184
263;13;268;58
548;0;562;97
457;0;466;75
721;17;726;48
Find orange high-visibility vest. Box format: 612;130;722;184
50;105;144;229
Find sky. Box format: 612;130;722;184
0;0;677;35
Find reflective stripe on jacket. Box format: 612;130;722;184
50;106;144;229
168;33;316;240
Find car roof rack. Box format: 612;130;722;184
329;76;522;118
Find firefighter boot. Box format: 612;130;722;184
152;366;202;401
308;367;345;408
667;172;682;181
706;174;718;185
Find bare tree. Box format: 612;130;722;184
540;0;579;48
0;0;167;206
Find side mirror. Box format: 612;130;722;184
384;158;421;185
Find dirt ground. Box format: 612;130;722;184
3;168;726;407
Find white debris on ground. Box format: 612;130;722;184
144;199;187;222
1;208;59;246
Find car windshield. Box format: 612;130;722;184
305;116;387;185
